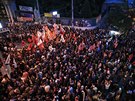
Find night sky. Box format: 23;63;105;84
15;0;105;18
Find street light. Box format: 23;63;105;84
36;0;39;11
71;0;74;27
52;11;58;16
36;0;41;20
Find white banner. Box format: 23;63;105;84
0;28;10;34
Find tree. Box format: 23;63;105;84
108;7;133;32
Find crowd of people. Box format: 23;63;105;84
0;23;135;101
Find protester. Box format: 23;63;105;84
0;23;134;101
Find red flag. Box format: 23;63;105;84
88;46;92;52
44;25;51;41
89;44;96;51
21;40;26;47
28;38;32;43
114;40;118;48
21;72;29;82
44;36;49;43
53;23;58;35
32;35;38;44
79;43;85;50
38;43;44;51
46;29;52;41
132;61;135;66
27;43;33;51
72;34;77;42
60;24;65;35
128;54;133;61
93;44;96;50
52;31;56;40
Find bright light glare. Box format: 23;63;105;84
109;30;121;36
0;23;2;29
52;11;57;16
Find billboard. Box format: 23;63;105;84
19;5;33;12
20;12;33;18
44;13;53;17
17;17;33;22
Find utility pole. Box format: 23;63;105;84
36;0;40;12
71;0;74;27
36;0;41;21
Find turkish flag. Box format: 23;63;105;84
28;38;32;43
114;40;118;48
132;61;135;66
32;35;38;44
128;54;133;61
27;43;33;51
21;72;29;82
21;40;26;47
60;24;65;35
39;44;44;51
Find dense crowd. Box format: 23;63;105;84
0;23;135;101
